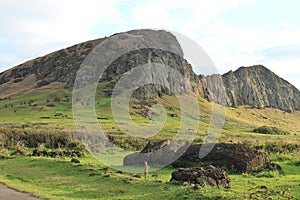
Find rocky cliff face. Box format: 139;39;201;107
221;65;300;113
0;29;299;112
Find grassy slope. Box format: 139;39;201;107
0;86;300;199
0;87;299;145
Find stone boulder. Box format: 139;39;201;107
172;143;270;173
123;140;180;166
124;141;270;173
170;165;230;188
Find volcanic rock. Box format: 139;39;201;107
170;165;230;188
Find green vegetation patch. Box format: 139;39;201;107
253;125;289;135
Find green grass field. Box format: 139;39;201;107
0;85;300;199
0;154;299;200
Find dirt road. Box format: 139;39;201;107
0;184;43;200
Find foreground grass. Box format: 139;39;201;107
0;155;299;200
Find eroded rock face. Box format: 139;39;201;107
221;65;300;113
96;29;200;99
170;165;230;188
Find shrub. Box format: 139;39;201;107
0;127;26;148
253;170;279;178
11;145;28;156
25;131;70;148
67;140;87;152
247;186;294;199
0;127;71;149
0;148;10;158
253;126;289;135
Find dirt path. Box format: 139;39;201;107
0;184;43;200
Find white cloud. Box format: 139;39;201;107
1;0;121;41
184;22;300;88
0;0;122;69
0;0;299;89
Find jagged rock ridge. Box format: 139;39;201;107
201;65;300;112
221;65;300;113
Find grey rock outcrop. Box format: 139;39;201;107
221;65;300;112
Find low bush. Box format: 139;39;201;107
11;145;29;156
67;140;87;152
253;170;279;178
0;127;72;149
25;131;70;148
253;126;289;135
247;186;294;199
0;148;10;158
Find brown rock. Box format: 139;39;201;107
172;143;270;173
170;165;230;188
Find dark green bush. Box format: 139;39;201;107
253;126;289;135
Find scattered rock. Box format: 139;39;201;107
151;174;161;177
123;178;131;184
193;184;199;190
170;165;230;188
268;163;282;171
32;149;83;158
54;112;63;117
132;174;141;179
103;167;110;174
71;158;80;163
89;172;102;176
170;113;178;117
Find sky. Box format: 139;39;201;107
0;0;299;89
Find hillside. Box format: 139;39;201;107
0;29;299;113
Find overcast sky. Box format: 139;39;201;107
0;0;299;88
